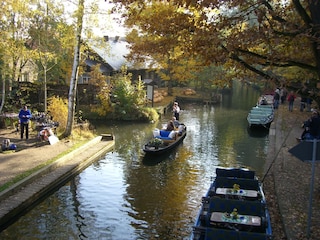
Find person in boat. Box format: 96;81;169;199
297;110;320;141
172;102;180;120
166;120;175;131
259;96;268;105
172;117;180;128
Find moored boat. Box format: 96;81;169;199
143;124;187;155
247;95;274;128
191;167;272;240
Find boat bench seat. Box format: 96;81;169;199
249;113;272;118
208;197;265;216
250;108;273;114
216;168;255;179
205;228;239;240
238;231;269;240
205;228;268;240
155;130;176;141
215;177;260;191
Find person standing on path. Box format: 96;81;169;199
18;105;32;140
287;91;295;112
273;88;280;109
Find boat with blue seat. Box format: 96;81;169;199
143;124;187;155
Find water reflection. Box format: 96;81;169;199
0;82;269;239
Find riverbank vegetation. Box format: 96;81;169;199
1;1;319;135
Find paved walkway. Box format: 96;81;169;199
266;101;320;240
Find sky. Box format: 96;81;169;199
90;0;126;37
64;0;127;37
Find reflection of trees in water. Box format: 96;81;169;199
70;178;87;240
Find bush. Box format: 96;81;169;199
47;96;68;134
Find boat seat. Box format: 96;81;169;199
205;228;239;240
155;130;176;141
208;197;265;216
238;231;268;240
216;168;255;179
215;177;260;191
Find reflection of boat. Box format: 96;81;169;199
142;124;186;155
247;126;270;138
191;167;272;240
247;95;274;128
142;148;178;166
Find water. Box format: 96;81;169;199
0;83;270;239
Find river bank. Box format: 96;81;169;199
264;101;320;240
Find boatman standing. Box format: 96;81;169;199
173;102;180;121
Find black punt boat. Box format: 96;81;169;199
142;124;186;155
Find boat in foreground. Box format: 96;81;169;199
191;167;272;240
247;95;274;128
143;124;186;155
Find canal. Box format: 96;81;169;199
0;83;270;239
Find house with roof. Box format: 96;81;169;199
79;36;160;85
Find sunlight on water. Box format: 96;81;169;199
0;83;269;239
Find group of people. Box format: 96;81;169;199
18;105;57;142
272;87;300;112
273;87;288;109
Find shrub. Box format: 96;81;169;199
47;96;68;133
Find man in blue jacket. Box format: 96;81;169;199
18;105;32;140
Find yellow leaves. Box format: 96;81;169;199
47;96;68;133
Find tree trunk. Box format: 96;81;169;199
0;75;5;114
64;0;84;137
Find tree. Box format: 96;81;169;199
120;2;202;95
28;0;72;112
90;64;112;116
0;0;38;109
109;67;147;120
64;0;85;137
111;0;320;104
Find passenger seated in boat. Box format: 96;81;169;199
166;120;175;131
172;117;180;128
259;96;268;105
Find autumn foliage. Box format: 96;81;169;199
111;0;320;105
